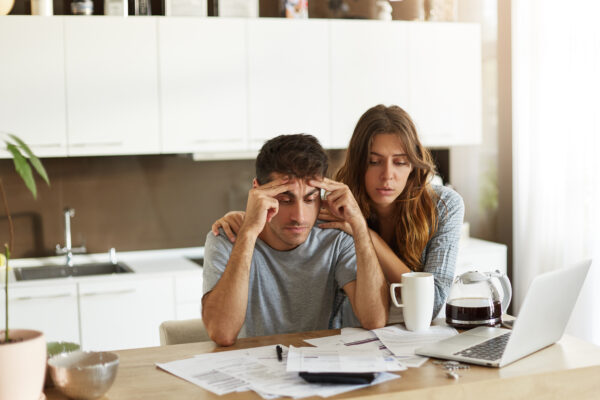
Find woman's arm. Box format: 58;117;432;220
367;229;411;283
421;187;465;318
211;211;245;243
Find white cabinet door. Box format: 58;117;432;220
159;18;247;154
247;19;330;149
407;22;482;146
330;20;410;149
0;283;79;344
64;16;160;156
174;271;202;320
0;16;67;158
78;277;174;351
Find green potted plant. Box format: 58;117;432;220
0;132;50;400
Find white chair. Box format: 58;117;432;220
158;318;210;345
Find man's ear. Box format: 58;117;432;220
252;178;259;188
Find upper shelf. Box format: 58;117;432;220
0;17;481;158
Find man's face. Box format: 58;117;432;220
260;173;321;251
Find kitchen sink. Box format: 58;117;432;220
13;262;133;281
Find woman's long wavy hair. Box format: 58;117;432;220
336;105;440;271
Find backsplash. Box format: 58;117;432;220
0;151;345;259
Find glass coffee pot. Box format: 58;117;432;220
446;270;512;329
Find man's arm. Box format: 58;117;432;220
310;178;389;329
202;177;292;346
202;231;257;346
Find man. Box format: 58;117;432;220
202;134;388;346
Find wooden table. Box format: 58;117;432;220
45;329;600;400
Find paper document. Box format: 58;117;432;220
303;329;381;350
303;334;346;349
286;345;405;372
156;356;250;395
373;324;458;358
341;329;431;368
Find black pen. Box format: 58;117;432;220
276;345;283;362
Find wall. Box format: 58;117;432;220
496;0;512;282
449;0;500;241
0;155;254;258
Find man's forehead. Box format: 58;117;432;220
268;172;322;184
268;173;321;196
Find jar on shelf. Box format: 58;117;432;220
31;0;53;15
105;0;127;16
425;0;457;21
0;0;15;15
71;0;94;15
281;0;308;18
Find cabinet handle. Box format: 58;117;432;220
81;289;136;297
70;142;123;147
31;143;63;148
13;293;73;301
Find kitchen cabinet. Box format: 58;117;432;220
0;16;481;158
407;22;482;147
0;16;68;158
0;283;79;343
5;250;202;351
174;271;203;320
158;18;247;154
247;19;331;149
330;20;410;149
78;276;174;351
64;17;161;156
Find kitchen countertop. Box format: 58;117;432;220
4;247;204;286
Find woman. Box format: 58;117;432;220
212;104;464;322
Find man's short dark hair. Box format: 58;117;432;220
255;134;328;185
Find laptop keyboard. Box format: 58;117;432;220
453;332;512;361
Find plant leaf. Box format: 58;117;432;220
7;134;50;186
6;144;37;199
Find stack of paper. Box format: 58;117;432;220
157;345;399;398
156;324;458;398
304;324;458;368
286;345;405;373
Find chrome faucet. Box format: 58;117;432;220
56;207;87;267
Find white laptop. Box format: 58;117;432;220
416;259;592;367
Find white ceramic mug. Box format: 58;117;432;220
390;272;434;331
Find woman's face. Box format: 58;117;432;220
364;133;413;213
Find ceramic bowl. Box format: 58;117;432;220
48;350;119;400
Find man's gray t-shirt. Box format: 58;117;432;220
202;226;357;338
